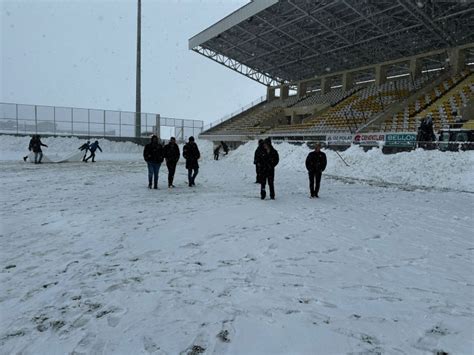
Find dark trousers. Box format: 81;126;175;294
188;168;199;186
260;174;275;199
82;151;88;161
309;170;322;197
214;153;219;160
167;161;177;186
85;152;96;162
147;162;161;187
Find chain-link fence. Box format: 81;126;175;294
0;102;203;141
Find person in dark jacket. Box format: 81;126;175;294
256;138;279;200
78;141;90;161
28;135;48;164
253;139;264;183
84;140;102;162
214;144;221;160
221;141;229;155
305;143;327;198
183;136;200;187
163;136;180;188
143;135;164;189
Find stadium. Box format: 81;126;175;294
191;0;474;150
1;1;474;354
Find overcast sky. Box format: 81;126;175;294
1;0;264;125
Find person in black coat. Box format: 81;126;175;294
143;135;164;189
221;141;229;155
253;139;264;183
163;136;180;188
28;135;48;164
256;138;279;200
78;141;90;161
84;141;102;162
214;145;221;160
305;143;327;198
183;136;200;187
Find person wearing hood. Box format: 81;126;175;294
163;137;180;188
305;143;327;198
78;141;90;161
255;138;279;200
183;136;200;187
253;139;264;183
143;135;164;189
85;140;102;162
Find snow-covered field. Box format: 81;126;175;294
1;135;473;354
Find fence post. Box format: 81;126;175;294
71;108;74;135
53;106;56;135
119;111;122;137
34;105;38;134
103;110;106;137
16;104;19;135
88;109;90;138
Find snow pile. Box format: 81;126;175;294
0;135;214;162
229;141;474;192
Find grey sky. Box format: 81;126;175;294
1;0;264;125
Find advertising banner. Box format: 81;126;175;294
353;133;385;146
385;133;417;147
326;134;353;145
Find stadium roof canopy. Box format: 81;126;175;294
189;0;474;86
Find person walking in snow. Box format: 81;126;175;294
28;135;48;164
84;141;102;162
255;138;279;200
213;144;221;160
221;141;229;155
163;136;180;188
78;141;90;161
143;135;164;189
305;143;327;198
253;139;264;183
183;136;200;187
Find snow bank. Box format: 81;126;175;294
229;141;474;192
0;135;214;162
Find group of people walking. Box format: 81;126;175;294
78;140;102;162
253;138;327;199
143;135;200;189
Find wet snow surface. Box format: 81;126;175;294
1;138;473;354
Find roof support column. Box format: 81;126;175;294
375;64;387;86
447;47;464;75
342;72;354;92
267;86;276;102
280;84;289;100
297;81;307;99
409;57;422;79
321;77;331;95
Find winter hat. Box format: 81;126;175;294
189;136;195;142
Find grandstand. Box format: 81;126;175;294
190;0;474;144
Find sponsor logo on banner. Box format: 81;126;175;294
353;133;385;145
326;134;353;145
385;133;417;147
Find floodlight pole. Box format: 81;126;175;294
135;0;142;138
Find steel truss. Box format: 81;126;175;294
190;0;474;85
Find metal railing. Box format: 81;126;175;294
201;95;267;132
0;102;204;141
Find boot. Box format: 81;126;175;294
260;189;266;200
